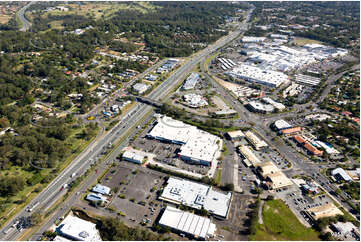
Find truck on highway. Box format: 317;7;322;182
11;220;19;228
27;201;40;212
60;183;68;191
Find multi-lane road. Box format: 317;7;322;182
200;49;359;219
10;3;357;239
17;2;34;32
29;110;157;241
81;58;167;121
0;6;255;240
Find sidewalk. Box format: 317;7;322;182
232;152;243;193
258;200;264;224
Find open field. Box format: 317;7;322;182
250;199;320;241
291;37;323;46
41;2;160;21
0;15;11;24
48;20;64;30
171;92;232;117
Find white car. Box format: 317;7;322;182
11;220;19;228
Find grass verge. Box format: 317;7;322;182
250;199;320;241
203;51;220;72
15;14;24;29
215;168;222;186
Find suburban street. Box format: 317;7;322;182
81;58;168;121
316;64;360;104
0;7;255;241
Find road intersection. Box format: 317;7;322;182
0;7;255;240
3;4;358;240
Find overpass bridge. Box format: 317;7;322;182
134;96;163;108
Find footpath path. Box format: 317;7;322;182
258;200;264;224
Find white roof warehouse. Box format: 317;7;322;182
56;215;102;241
182;72;201;90
92;184;111;195
147;115;222;166
226;64;289;87
159;206;216;240
159;177;232;219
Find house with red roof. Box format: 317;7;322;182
352;117;360;124
304;143;323;156
281;127;302;135
341;111;352;117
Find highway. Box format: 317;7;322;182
82;58;167;120
6;4;357;239
29;110;156;241
17;2;34;32
0;102;153;240
0;6;255;241
82;6;255;122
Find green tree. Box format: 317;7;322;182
222;183;234;191
97;217;172;240
30;211;42;226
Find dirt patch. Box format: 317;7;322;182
171;92;232;117
0;15;11;24
211;95;230;111
291;37;323;46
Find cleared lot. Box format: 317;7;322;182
250;199;320;241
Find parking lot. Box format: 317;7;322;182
192;76;210;90
236;156;257;195
77;162;168;228
274;184;334;227
171;88;234;118
285;116;311;126
234;137;292;194
76;158;256;241
285;136;326;163
236;140;291;171
307;60;343;73
101;163;165;203
253;147;291;170
212;194;255;241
